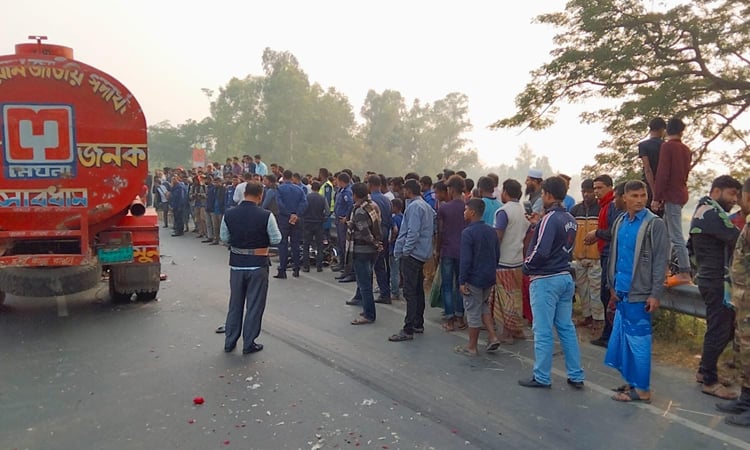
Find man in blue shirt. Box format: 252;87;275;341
369;175;393;303
420;176;437;211
334;173;354;277
254;154;268;176
607;181;668;403
389;179;435;342
275;169;308;279
519;176;585;389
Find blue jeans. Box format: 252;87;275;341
664;202;690;273
440;257;463;318
530;273;584;385
389;254;400;297
353;252;377;321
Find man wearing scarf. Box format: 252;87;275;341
690;175;742;400
348;183;383;324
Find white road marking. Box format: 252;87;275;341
302;272;750;450
56;296;69;317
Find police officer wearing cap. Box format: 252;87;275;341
220;181;281;354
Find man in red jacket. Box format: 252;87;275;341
584;175;620;347
652;117;693;287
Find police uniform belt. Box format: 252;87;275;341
230;247;270;256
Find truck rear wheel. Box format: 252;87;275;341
0;265;101;297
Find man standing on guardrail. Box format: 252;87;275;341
718;177;750;426
652;117;693;287
690;175;742;400
607;180;668;403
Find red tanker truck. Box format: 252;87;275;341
0;37;160;304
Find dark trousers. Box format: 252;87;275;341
172;206;184;235
401;255;425;334
698;283;736;385
335;221;347;265
278;217;302;271
225;267;269;352
160;203;169;227
373;236;390;297
302;222;325;269
599;255;612;340
353;252;377;321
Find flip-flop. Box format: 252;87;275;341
388;331;414;342
611;388;651;403
454;345;478;357
441;322;455;332
611;384;633;393
456;322;468;330
486;341;501;353
351;317;374;325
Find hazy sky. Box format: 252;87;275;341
3;0;612;176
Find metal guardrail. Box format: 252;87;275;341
661;284;706;319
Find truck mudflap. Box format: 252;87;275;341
109;262;160;302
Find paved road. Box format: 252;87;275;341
2;228;750;449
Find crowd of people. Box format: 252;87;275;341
149;117;750;427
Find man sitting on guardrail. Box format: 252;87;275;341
606;180;668;403
690;175;742;400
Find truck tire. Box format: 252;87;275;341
0;265;101;297
109;276;133;303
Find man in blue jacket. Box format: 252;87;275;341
519;176;585;389
275;169;308;279
389;179;435;342
169;176;187;237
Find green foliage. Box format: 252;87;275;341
652;309;705;353
359;90;477;176
494;0;750;179
148;120;212;169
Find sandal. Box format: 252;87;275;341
485;340;501;353
611;384;634;393
455;319;468;330
611;388;651;403
351;317;374;325
388;331;414;342
441;321;456;332
454;345;478;357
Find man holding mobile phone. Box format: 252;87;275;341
605;181;668;404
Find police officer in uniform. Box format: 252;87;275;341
220;181;281;354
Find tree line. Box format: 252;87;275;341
148;48;482;177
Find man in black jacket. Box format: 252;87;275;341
691;175;742;400
302;181;329;272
